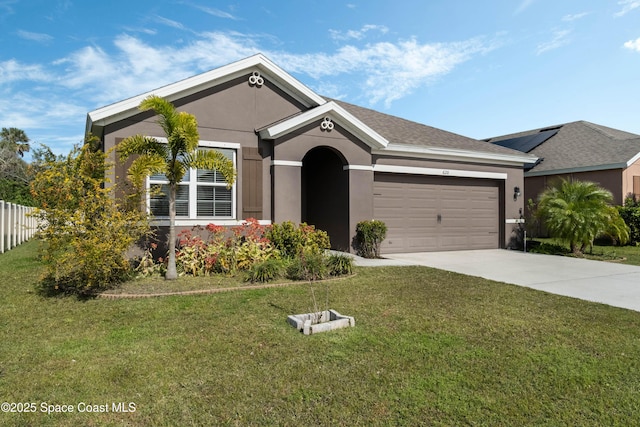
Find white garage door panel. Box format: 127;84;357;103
374;174;500;253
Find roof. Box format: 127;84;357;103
486;121;640;176
333;99;533;159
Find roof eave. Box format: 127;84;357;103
373;143;539;166
525;163;628;177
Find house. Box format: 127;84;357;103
485;121;640;206
86;54;537;254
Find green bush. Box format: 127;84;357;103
266;221;330;258
31;139;151;296
286;251;328;281
326;253;354;276
618;206;640;245
245;258;287;283
355;219;387;258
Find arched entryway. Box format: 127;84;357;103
301;147;350;251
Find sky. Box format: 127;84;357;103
1;0;640;158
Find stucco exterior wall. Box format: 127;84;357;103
100;73;308;222
525;169;624;206
272;122;374;249
623;160;640;202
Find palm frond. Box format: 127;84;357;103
127;154;167;188
185;149;236;187
139;95;177;137
174;112;200;152
117;135;167;161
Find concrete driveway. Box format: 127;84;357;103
382;250;640;312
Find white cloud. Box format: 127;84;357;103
187;3;238;20
624;37;640;51
536;30;571;55
615;0;640;17
16;30;53;43
153;15;187;30
0;0;18;14
0;91;85;141
562;12;589;22
0;59;50;83
275;36;493;107
329;24;389;41
515;0;535;14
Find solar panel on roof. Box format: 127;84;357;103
491;129;558;153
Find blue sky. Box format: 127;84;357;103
2;0;640;157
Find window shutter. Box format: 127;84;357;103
242;147;263;219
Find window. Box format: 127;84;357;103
148;144;237;220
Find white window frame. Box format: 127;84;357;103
147;139;240;226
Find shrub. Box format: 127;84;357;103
31;140;151;296
175;219;278;276
618;206;640;245
538;179;628;255
326;253;354;276
355;219;387;258
134;243;166;278
245;258;287;283
286;251;328;281
266;221;330;258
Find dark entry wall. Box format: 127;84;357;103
302;147;350;250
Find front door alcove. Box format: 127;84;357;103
301;147;350;251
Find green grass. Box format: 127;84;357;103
529;238;640;266
2;241;640;425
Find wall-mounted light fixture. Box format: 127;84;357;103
513;186;521;201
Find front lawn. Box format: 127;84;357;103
528;238;640;266
2;240;640;425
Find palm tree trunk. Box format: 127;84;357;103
166;183;178;280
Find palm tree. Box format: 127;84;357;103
117;95;236;280
0;127;30;157
537;179;629;255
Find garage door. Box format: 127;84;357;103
374;174;500;253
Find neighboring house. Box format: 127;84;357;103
86;54;536;254
486;121;640;206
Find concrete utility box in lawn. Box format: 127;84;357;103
287;309;355;335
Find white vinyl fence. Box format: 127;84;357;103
1;200;37;254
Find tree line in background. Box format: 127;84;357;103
0;127;33;205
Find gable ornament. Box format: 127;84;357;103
320;116;334;131
248;71;264;87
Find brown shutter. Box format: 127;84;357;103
242;147;263;219
634;176;640;199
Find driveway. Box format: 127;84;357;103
381;250;640;312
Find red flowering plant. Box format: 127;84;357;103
175;227;209;276
175;219;279;276
230;218;279;270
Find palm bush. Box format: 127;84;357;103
537;179;629;255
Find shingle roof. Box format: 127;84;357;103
332;99;529;157
486;121;640;174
